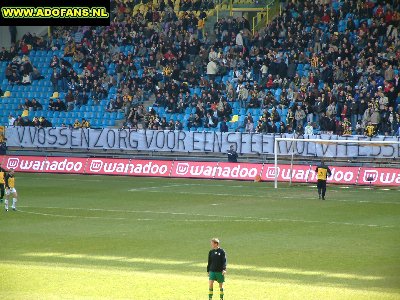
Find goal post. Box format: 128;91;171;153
273;137;400;189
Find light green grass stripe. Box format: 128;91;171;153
1;262;399;300
19;252;384;281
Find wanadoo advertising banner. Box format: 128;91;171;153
358;167;400;186
5;127;400;158
262;165;359;184
85;158;173;177
0;155;399;186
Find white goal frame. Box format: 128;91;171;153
273;137;400;189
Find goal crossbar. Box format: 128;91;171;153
273;137;400;188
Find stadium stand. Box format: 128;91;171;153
0;0;399;136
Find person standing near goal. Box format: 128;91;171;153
227;145;238;162
207;238;227;300
4;169;17;211
0;165;6;203
315;161;331;200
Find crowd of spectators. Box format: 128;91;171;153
207;0;400;136
1;0;400;137
1;32;47;86
3;54;44;87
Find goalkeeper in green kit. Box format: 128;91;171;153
207;238;227;300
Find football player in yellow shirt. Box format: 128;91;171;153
0;166;6;203
315;161;332;200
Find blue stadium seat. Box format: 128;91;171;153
94;112;103;119
332;2;340;11
89;119;98;127
275;88;282;98
232;102;240;109
93;106;103;112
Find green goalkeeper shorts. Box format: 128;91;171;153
209;271;225;283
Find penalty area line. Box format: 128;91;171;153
128;189;400;204
17;209;127;220
18;206;397;228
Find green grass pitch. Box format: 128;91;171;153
0;173;399;300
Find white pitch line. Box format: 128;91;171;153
132;189;260;197
27;177;102;182
18;209;127;220
335;199;400;205
129;183;202;191
22;176;400;193
131;182;399;192
128;189;400;204
18;206;397;228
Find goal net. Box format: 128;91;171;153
273;136;400;188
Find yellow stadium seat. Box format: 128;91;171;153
21;109;29;117
50;92;59;99
2;90;11;97
230;115;239;122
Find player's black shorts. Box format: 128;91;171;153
317;180;327;188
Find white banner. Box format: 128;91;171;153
5;127;400;158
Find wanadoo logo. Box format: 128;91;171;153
7;158;20;169
262;165;312;181
262;165;357;183
265;166;280;179
9;157;83;172
90;160;104;172
181;163;259;178
362;169;400;184
175;163;189;175
89;159;170;175
363;170;378;182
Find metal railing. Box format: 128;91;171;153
252;0;283;35
214;0;283;31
